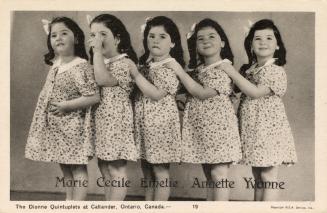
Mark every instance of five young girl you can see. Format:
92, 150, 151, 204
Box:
25, 14, 297, 201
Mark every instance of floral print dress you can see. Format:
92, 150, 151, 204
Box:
239, 58, 297, 166
181, 60, 242, 164
134, 58, 182, 164
94, 54, 138, 161
25, 57, 99, 164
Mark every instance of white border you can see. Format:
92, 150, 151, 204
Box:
1, 0, 327, 212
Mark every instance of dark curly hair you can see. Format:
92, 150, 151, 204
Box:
88, 14, 138, 65
240, 19, 286, 74
44, 16, 88, 65
139, 16, 185, 68
187, 18, 234, 69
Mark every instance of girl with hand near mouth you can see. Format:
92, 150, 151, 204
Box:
219, 19, 297, 201
88, 14, 139, 201
25, 17, 100, 201
131, 16, 184, 201
169, 18, 242, 201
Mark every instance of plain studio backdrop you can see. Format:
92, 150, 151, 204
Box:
10, 11, 314, 201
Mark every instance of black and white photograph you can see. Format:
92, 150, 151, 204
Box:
2, 0, 327, 212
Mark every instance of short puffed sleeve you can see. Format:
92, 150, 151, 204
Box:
109, 60, 134, 93
258, 65, 287, 97
152, 65, 179, 95
205, 67, 233, 95
73, 62, 99, 96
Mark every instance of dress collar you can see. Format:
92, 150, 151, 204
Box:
148, 57, 175, 69
199, 58, 232, 73
246, 58, 276, 75
52, 57, 87, 74
103, 53, 127, 65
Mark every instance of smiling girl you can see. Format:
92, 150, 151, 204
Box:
131, 16, 185, 201
25, 17, 100, 201
88, 14, 139, 201
168, 18, 242, 201
220, 19, 297, 201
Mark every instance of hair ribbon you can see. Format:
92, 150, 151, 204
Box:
41, 19, 51, 35
140, 17, 153, 33
186, 23, 196, 39
86, 14, 93, 25
243, 20, 254, 36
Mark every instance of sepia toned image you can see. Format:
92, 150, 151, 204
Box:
10, 11, 314, 203
2, 0, 327, 212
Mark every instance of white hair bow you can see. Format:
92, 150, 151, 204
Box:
243, 20, 254, 36
86, 14, 93, 25
41, 19, 51, 35
140, 17, 153, 33
186, 23, 196, 39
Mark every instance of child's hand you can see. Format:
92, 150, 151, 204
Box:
166, 60, 184, 76
88, 35, 104, 53
219, 62, 236, 76
49, 102, 70, 116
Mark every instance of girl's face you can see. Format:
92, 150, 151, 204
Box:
90, 23, 119, 58
196, 27, 224, 58
252, 29, 278, 61
50, 23, 75, 56
147, 26, 175, 59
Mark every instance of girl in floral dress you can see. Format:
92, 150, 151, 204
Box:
25, 17, 100, 200
131, 16, 184, 201
220, 19, 297, 201
170, 18, 242, 201
88, 14, 139, 201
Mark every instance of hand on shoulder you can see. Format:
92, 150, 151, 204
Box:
125, 58, 139, 78
165, 60, 184, 75
219, 61, 236, 75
